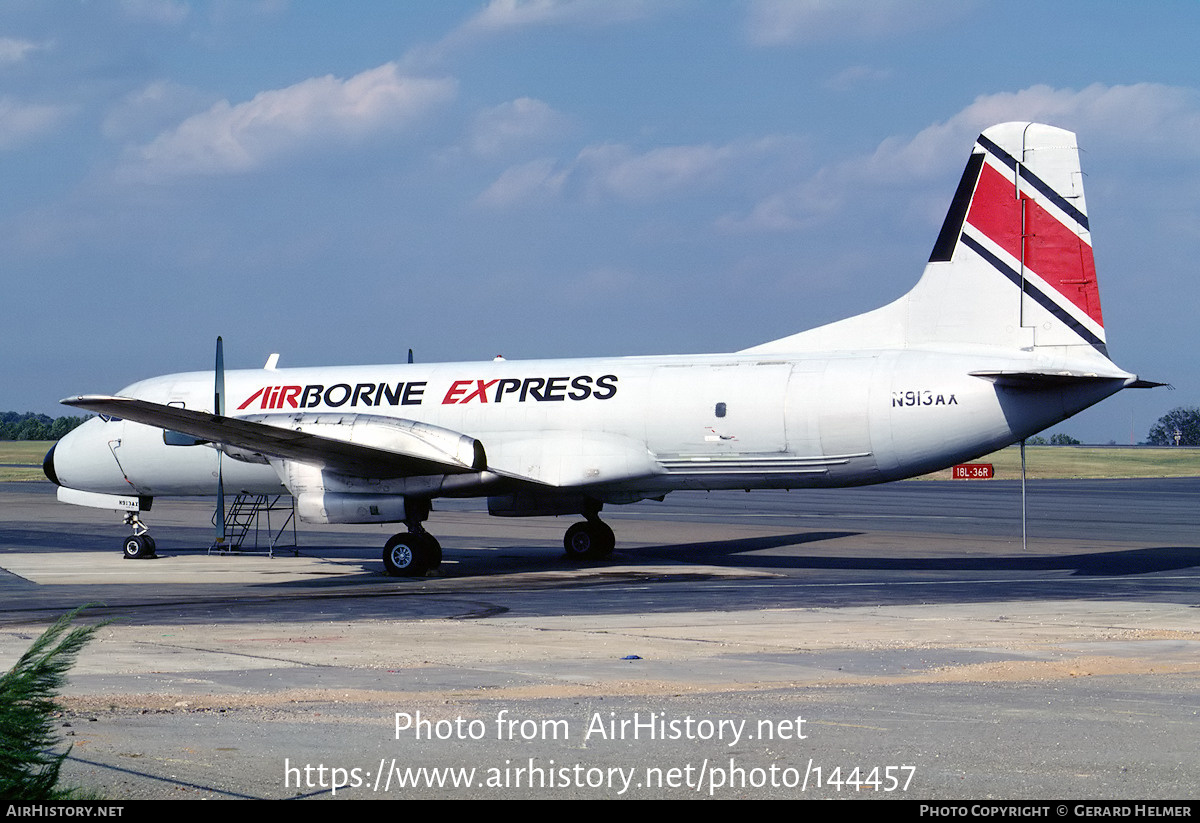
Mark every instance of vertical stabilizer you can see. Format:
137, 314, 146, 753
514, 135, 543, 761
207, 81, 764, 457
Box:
746, 122, 1108, 356
947, 122, 1104, 351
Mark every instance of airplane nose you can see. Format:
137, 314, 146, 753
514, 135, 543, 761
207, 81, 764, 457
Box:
43, 444, 60, 486
45, 416, 131, 493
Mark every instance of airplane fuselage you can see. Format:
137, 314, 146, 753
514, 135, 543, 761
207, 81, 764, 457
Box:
51, 346, 1123, 503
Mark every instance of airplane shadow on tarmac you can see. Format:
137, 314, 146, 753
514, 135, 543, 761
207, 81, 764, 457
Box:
7, 523, 1195, 598
261, 531, 1200, 585
129, 528, 1200, 582
632, 532, 1200, 576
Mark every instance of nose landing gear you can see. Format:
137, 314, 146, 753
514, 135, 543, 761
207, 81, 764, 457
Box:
122, 512, 157, 559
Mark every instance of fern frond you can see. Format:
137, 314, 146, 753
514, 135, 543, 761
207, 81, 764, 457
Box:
0, 606, 107, 800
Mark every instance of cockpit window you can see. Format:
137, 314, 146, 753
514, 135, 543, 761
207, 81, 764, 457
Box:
163, 403, 202, 446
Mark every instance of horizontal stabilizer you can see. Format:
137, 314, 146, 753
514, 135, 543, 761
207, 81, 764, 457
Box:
62, 395, 485, 479
968, 369, 1147, 389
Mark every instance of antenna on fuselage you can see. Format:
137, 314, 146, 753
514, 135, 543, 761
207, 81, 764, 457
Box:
1020, 438, 1027, 552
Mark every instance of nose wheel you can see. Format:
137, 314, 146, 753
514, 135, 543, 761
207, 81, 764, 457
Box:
121, 513, 157, 559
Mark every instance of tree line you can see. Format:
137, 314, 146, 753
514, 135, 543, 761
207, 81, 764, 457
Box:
1026, 433, 1082, 445
0, 412, 88, 441
1019, 409, 1200, 446
1146, 406, 1200, 446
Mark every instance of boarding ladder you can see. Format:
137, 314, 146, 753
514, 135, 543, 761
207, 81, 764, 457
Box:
209, 493, 298, 557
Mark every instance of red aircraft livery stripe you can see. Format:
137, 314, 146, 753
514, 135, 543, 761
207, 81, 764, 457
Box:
965, 160, 1103, 328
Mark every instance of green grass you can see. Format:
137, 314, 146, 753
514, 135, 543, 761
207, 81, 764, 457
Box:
5, 440, 1199, 483
0, 441, 52, 482
920, 445, 1200, 480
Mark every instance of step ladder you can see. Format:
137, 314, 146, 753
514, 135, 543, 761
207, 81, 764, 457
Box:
209, 493, 298, 557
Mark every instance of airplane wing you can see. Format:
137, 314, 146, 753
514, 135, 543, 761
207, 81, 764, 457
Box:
62, 395, 486, 479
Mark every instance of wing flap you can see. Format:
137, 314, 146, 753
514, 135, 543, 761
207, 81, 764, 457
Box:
484, 430, 660, 487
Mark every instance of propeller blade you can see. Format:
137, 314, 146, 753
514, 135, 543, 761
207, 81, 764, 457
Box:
214, 335, 226, 416
214, 465, 226, 543
213, 336, 227, 544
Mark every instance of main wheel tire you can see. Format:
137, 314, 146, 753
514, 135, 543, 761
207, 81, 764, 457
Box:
123, 534, 151, 560
382, 533, 429, 577
564, 521, 615, 560
418, 534, 443, 570
591, 521, 615, 558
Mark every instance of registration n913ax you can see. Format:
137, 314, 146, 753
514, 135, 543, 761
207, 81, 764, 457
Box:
44, 123, 1158, 575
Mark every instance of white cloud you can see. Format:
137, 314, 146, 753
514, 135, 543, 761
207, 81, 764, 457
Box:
475, 158, 567, 207
102, 80, 221, 141
478, 136, 798, 207
0, 97, 69, 150
0, 37, 46, 65
123, 63, 457, 180
727, 83, 1200, 232
462, 0, 655, 34
717, 173, 840, 233
467, 97, 571, 158
410, 0, 661, 65
860, 83, 1200, 186
580, 142, 741, 201
746, 0, 969, 45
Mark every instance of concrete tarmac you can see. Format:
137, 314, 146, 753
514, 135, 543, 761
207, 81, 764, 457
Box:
0, 479, 1197, 800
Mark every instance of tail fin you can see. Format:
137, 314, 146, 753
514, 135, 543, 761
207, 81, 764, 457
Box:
746, 122, 1108, 356
930, 121, 1104, 351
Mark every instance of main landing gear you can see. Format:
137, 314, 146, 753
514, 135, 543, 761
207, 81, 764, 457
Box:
380, 498, 619, 575
121, 512, 157, 560
381, 499, 441, 577
382, 528, 442, 577
563, 519, 615, 559
563, 502, 615, 560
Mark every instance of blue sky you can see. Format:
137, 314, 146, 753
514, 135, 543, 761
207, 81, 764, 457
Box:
3, 1, 1198, 443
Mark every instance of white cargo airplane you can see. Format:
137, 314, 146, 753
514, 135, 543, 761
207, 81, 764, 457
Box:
44, 123, 1158, 575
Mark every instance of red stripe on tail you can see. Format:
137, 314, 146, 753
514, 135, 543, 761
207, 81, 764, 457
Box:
966, 161, 1103, 328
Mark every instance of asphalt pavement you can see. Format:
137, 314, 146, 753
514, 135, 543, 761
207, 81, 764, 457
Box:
0, 479, 1196, 799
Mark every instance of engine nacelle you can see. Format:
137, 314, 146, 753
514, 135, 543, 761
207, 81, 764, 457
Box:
488, 489, 586, 518
295, 492, 409, 524
237, 412, 486, 474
